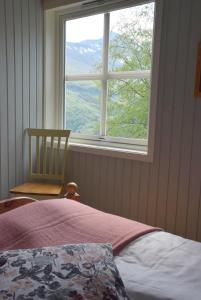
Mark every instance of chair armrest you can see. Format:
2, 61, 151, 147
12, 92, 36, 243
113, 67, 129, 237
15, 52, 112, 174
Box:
0, 197, 38, 215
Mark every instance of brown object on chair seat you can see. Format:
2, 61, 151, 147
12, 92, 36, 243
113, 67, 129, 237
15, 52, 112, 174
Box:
10, 183, 63, 196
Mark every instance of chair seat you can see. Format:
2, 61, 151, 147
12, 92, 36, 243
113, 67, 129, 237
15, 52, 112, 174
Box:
10, 182, 63, 196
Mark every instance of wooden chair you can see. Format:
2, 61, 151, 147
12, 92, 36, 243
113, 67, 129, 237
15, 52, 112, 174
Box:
10, 128, 71, 199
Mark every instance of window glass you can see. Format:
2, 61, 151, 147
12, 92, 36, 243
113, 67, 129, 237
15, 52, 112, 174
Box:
65, 14, 104, 75
64, 2, 155, 146
65, 81, 101, 135
109, 3, 155, 72
107, 78, 150, 139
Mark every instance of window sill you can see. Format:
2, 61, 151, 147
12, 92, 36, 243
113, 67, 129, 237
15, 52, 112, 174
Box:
68, 142, 152, 162
46, 137, 153, 162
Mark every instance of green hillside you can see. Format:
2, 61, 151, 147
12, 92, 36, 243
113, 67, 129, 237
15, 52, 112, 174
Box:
65, 81, 100, 135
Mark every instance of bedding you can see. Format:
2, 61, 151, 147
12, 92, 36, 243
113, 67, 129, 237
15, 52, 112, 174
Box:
0, 199, 159, 254
0, 243, 128, 300
0, 199, 201, 300
115, 231, 201, 300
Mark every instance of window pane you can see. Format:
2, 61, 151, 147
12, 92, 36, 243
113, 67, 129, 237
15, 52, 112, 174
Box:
106, 79, 150, 139
109, 3, 155, 72
65, 81, 101, 135
65, 14, 103, 75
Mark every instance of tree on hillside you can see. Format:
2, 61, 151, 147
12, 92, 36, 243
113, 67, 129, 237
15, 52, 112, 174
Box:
106, 3, 154, 139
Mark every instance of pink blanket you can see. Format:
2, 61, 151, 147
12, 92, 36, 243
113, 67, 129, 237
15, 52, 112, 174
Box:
0, 199, 159, 254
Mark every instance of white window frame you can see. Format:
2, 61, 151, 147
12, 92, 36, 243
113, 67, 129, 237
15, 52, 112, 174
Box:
44, 0, 163, 162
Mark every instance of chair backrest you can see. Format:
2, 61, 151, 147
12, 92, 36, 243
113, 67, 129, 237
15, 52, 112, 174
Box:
27, 128, 71, 183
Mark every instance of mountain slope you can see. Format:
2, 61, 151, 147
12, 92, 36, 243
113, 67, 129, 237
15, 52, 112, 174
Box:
66, 38, 102, 74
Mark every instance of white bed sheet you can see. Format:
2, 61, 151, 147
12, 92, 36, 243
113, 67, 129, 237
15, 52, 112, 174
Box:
115, 231, 201, 300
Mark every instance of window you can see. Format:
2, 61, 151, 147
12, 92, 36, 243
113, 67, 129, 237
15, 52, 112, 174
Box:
45, 0, 162, 161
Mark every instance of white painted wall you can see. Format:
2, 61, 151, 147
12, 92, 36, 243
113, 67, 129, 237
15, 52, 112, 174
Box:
0, 0, 43, 197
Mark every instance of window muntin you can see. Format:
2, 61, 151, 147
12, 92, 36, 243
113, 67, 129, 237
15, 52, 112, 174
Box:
64, 2, 155, 146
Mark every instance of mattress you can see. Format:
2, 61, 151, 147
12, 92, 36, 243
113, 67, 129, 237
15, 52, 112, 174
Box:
115, 231, 201, 300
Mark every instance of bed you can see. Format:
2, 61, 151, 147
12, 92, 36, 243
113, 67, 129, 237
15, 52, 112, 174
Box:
0, 197, 201, 300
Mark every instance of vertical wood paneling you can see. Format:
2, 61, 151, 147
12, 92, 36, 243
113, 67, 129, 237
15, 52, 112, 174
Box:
97, 156, 106, 209
0, 0, 43, 197
138, 163, 150, 224
0, 0, 9, 196
36, 0, 43, 128
78, 152, 87, 202
14, 0, 23, 185
177, 0, 201, 240
197, 189, 201, 241
175, 0, 198, 237
186, 102, 201, 240
121, 159, 132, 219
104, 156, 116, 213
113, 159, 124, 216
79, 152, 93, 206
88, 154, 99, 207
129, 161, 140, 221
166, 0, 192, 234
6, 0, 16, 189
22, 0, 30, 181
67, 0, 201, 243
183, 0, 201, 240
156, 0, 181, 229
66, 150, 76, 183
29, 0, 37, 129
146, 1, 167, 227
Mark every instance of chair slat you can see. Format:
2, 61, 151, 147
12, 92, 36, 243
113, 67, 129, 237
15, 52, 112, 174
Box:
29, 136, 32, 177
49, 136, 54, 175
43, 136, 47, 174
55, 137, 61, 175
36, 136, 40, 173
26, 128, 70, 183
62, 137, 68, 178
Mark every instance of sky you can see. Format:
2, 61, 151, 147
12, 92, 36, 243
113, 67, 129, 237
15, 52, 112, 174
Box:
66, 13, 104, 43
65, 3, 154, 43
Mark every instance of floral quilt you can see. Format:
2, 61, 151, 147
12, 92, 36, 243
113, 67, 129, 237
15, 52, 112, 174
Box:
0, 243, 128, 300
